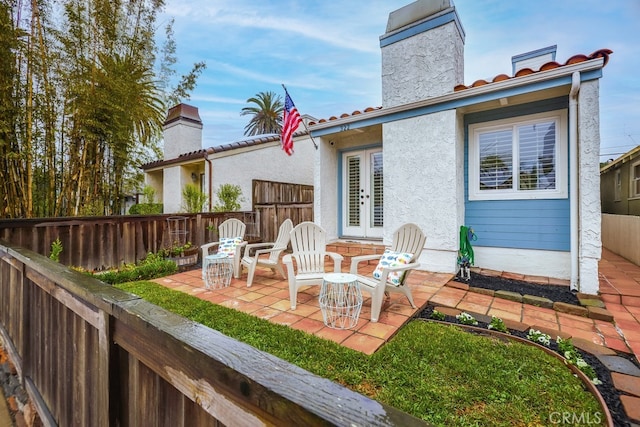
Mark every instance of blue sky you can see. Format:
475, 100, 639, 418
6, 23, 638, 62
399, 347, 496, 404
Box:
160, 0, 639, 162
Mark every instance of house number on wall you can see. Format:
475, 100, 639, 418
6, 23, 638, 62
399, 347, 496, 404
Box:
340, 124, 350, 132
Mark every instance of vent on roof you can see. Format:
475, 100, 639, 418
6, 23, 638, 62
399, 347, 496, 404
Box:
512, 45, 557, 75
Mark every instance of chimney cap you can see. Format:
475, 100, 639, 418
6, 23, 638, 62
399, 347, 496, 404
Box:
386, 0, 452, 33
164, 103, 202, 126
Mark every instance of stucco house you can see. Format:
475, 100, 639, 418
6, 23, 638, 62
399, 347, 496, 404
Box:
601, 145, 640, 216
142, 104, 315, 213
144, 0, 611, 295
301, 0, 609, 295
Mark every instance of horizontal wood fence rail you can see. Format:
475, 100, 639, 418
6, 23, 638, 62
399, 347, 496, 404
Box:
602, 213, 640, 266
0, 212, 259, 271
0, 242, 426, 426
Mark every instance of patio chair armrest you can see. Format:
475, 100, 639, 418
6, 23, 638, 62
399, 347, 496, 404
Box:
326, 251, 344, 273
200, 241, 220, 255
349, 254, 383, 274
253, 246, 283, 258
385, 261, 420, 272
378, 261, 421, 284
244, 242, 279, 258
282, 253, 296, 276
245, 242, 275, 252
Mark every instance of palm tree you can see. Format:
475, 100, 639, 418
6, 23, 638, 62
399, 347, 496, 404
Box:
240, 91, 283, 136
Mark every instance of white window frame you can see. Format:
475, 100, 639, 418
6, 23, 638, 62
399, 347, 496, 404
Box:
614, 169, 622, 202
469, 110, 568, 201
630, 160, 640, 199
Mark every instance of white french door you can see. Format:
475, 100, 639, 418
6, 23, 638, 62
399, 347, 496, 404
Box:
342, 149, 383, 238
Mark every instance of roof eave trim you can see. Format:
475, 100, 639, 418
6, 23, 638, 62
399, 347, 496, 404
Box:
600, 145, 640, 173
310, 57, 605, 136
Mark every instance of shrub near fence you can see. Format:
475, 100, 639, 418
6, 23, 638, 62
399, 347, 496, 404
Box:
0, 212, 258, 271
0, 241, 425, 426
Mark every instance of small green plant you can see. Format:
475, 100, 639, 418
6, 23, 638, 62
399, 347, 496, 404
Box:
213, 183, 244, 212
527, 329, 551, 347
456, 312, 478, 326
142, 185, 156, 204
49, 237, 63, 262
430, 310, 446, 321
557, 337, 601, 385
91, 252, 178, 285
159, 241, 196, 258
182, 184, 208, 213
488, 316, 509, 333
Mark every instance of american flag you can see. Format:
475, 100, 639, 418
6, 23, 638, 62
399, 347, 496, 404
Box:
281, 91, 301, 156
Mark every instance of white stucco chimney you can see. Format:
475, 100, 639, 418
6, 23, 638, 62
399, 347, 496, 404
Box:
162, 103, 203, 160
380, 0, 465, 108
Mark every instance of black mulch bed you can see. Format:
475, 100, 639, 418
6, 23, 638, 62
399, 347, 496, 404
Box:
457, 271, 580, 306
417, 304, 636, 427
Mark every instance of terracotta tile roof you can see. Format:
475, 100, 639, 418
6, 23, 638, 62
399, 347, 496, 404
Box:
141, 149, 209, 170
308, 107, 382, 126
148, 49, 613, 166
306, 49, 612, 126
454, 49, 613, 92
141, 132, 310, 169
209, 134, 281, 153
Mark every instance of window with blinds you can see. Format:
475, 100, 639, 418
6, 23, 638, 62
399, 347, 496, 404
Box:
632, 162, 640, 198
614, 170, 622, 201
469, 110, 567, 201
479, 129, 513, 190
519, 121, 555, 190
346, 156, 360, 227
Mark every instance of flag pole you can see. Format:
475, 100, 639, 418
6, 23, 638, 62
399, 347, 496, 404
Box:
282, 84, 318, 150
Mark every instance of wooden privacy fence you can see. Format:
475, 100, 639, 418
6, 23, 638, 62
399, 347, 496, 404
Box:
602, 213, 640, 266
253, 180, 313, 242
0, 241, 425, 426
0, 212, 259, 271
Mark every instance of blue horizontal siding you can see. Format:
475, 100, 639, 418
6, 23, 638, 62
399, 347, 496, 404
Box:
466, 199, 570, 250
464, 97, 570, 252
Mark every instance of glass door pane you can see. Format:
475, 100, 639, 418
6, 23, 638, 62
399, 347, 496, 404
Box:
346, 155, 361, 227
370, 151, 383, 229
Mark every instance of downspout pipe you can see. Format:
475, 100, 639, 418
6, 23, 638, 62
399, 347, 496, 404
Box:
569, 72, 580, 291
204, 150, 214, 212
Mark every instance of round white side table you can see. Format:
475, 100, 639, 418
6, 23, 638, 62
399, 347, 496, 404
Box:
319, 273, 363, 329
203, 253, 233, 289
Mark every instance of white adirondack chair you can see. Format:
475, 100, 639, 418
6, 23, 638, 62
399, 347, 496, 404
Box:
201, 218, 247, 279
240, 219, 293, 287
350, 223, 426, 322
282, 222, 343, 310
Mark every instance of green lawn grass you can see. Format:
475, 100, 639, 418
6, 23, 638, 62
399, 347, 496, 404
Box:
116, 281, 604, 426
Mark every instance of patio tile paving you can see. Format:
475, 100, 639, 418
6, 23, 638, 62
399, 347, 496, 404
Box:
152, 245, 640, 424
487, 308, 522, 322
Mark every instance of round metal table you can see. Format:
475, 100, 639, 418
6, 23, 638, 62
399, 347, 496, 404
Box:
319, 273, 363, 329
203, 253, 233, 289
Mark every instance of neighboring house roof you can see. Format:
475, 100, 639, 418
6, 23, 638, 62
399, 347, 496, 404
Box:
210, 133, 286, 153
306, 49, 612, 127
142, 149, 208, 170
600, 144, 640, 173
141, 131, 308, 170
